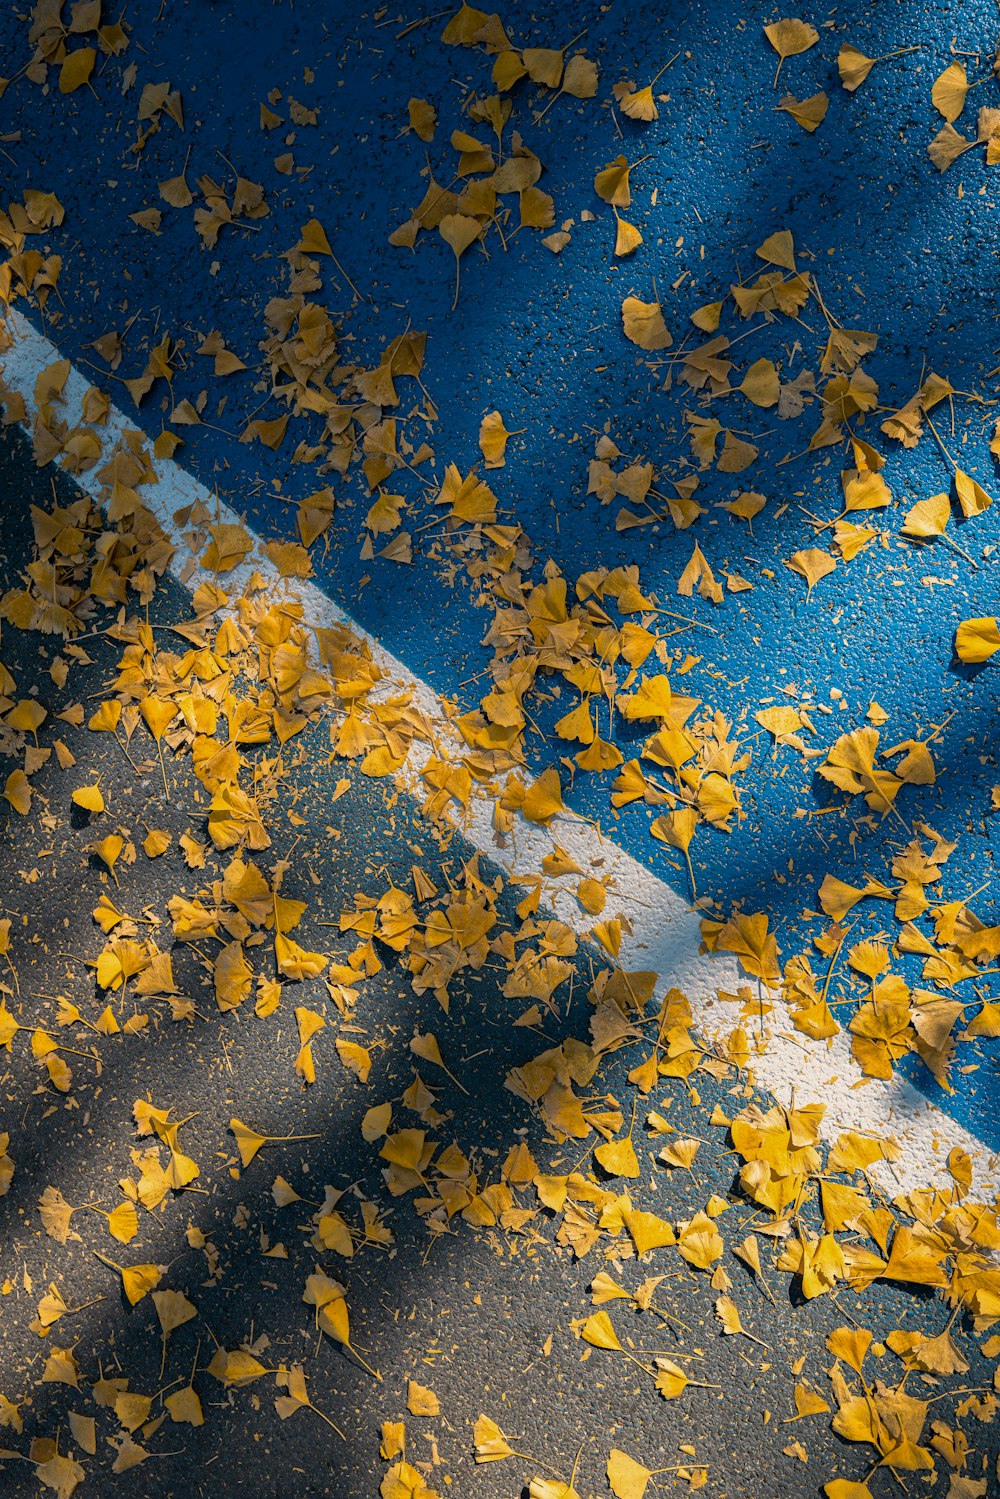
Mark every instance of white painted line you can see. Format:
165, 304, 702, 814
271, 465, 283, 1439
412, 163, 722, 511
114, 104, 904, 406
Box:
2, 306, 996, 1198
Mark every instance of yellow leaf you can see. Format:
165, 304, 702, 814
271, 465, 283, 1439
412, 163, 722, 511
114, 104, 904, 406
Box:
580, 1310, 622, 1350
165, 1385, 204, 1425
563, 54, 598, 99
785, 548, 836, 595
90, 834, 124, 877
230, 1118, 268, 1166
902, 493, 950, 538
107, 1200, 138, 1245
275, 932, 327, 981
791, 1381, 832, 1417
608, 1448, 652, 1499
594, 1135, 640, 1179
297, 217, 333, 256
618, 83, 658, 121
764, 18, 819, 77
407, 97, 437, 142
654, 1357, 690, 1399
406, 1379, 439, 1416
152, 1288, 197, 1337
3, 770, 31, 816
739, 357, 779, 406
478, 410, 511, 468
595, 155, 631, 207
931, 60, 968, 122
623, 1207, 676, 1256
622, 297, 671, 351
928, 122, 974, 172
521, 766, 564, 825
715, 1294, 746, 1335
71, 784, 104, 814
120, 1262, 162, 1306
207, 1347, 268, 1387
837, 43, 876, 92
659, 1136, 700, 1170
778, 91, 829, 132
336, 1038, 372, 1083
139, 698, 178, 745
826, 1325, 872, 1374
361, 1102, 392, 1140
89, 700, 122, 733
756, 229, 796, 270
956, 616, 1000, 664
473, 1413, 515, 1462
882, 1225, 948, 1287
954, 467, 993, 518
439, 214, 482, 308
59, 47, 95, 93
614, 215, 643, 257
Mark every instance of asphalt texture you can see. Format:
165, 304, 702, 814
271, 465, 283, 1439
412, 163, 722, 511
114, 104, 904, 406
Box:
0, 419, 997, 1497
0, 0, 998, 1149
1, 2, 1000, 1496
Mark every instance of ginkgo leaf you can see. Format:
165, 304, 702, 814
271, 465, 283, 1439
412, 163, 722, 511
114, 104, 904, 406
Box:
928, 122, 974, 171
739, 357, 780, 406
439, 214, 482, 309
71, 784, 105, 814
165, 1385, 204, 1426
621, 296, 672, 350
756, 229, 796, 270
562, 54, 599, 99
837, 43, 876, 92
595, 155, 632, 207
3, 770, 32, 816
618, 84, 658, 121
954, 467, 993, 518
580, 1310, 622, 1350
955, 616, 1000, 664
785, 548, 836, 595
207, 1347, 269, 1387
229, 1118, 319, 1167
614, 214, 643, 257
478, 410, 512, 467
715, 1294, 746, 1335
594, 1134, 640, 1178
931, 61, 968, 122
790, 1380, 832, 1417
902, 493, 950, 538
107, 1200, 139, 1245
659, 1136, 700, 1170
654, 1357, 690, 1398
60, 48, 96, 93
522, 46, 563, 88
473, 1413, 515, 1462
95, 1253, 161, 1306
827, 1325, 873, 1373
297, 217, 333, 256
90, 834, 125, 881
407, 97, 437, 141
778, 91, 828, 132
152, 1288, 197, 1338
608, 1448, 652, 1499
764, 18, 820, 81
407, 1379, 440, 1416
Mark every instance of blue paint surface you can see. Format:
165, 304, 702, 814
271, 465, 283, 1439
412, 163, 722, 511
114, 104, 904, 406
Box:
2, 0, 1000, 1151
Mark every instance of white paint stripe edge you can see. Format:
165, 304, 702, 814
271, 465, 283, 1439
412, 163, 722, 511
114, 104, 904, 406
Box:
2, 306, 996, 1201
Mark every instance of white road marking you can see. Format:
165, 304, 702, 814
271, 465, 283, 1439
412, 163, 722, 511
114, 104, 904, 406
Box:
2, 306, 996, 1198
